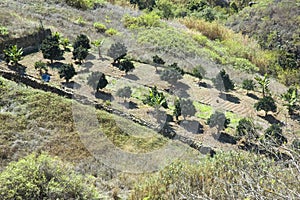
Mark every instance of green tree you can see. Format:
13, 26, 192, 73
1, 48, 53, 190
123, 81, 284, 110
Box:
73, 45, 88, 64
59, 63, 77, 82
87, 71, 108, 92
118, 58, 135, 74
254, 96, 277, 116
281, 87, 298, 115
41, 34, 63, 64
152, 54, 165, 72
236, 118, 258, 141
173, 98, 181, 121
143, 86, 168, 109
168, 63, 184, 75
214, 69, 234, 92
180, 98, 196, 119
192, 67, 203, 82
34, 61, 47, 75
263, 124, 287, 147
255, 74, 270, 97
207, 111, 230, 132
3, 45, 23, 66
242, 79, 255, 94
0, 153, 100, 199
73, 34, 91, 50
116, 86, 132, 102
107, 42, 127, 65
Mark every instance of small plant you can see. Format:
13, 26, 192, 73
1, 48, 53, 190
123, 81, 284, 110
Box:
34, 61, 47, 75
118, 58, 135, 74
0, 26, 9, 36
41, 34, 63, 64
92, 39, 104, 59
263, 124, 287, 147
143, 86, 168, 109
73, 45, 88, 64
255, 74, 270, 97
59, 63, 77, 83
105, 28, 118, 36
236, 118, 258, 141
3, 45, 23, 66
173, 98, 181, 121
93, 22, 107, 32
73, 34, 91, 50
281, 87, 298, 115
123, 12, 162, 29
75, 16, 86, 26
242, 79, 255, 94
254, 96, 277, 117
168, 63, 184, 75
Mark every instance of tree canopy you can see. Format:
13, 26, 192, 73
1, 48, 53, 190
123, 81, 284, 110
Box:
59, 63, 76, 82
87, 71, 108, 92
41, 34, 63, 64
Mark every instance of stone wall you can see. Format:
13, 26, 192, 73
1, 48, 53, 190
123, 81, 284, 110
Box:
0, 29, 51, 57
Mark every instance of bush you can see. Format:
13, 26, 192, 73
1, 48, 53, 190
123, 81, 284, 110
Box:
236, 118, 258, 141
0, 26, 8, 36
0, 153, 100, 199
152, 55, 165, 65
41, 34, 63, 64
242, 79, 255, 94
143, 86, 168, 109
59, 63, 77, 82
3, 45, 23, 66
118, 58, 135, 74
73, 34, 91, 50
105, 28, 118, 36
254, 96, 277, 116
263, 124, 287, 147
123, 12, 163, 29
65, 0, 105, 10
93, 22, 107, 32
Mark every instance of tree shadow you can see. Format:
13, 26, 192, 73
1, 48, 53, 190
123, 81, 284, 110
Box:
62, 81, 81, 89
219, 93, 240, 104
247, 93, 259, 100
120, 101, 138, 109
180, 120, 203, 134
49, 62, 64, 69
86, 53, 96, 60
198, 82, 213, 88
124, 74, 139, 81
8, 64, 26, 75
77, 62, 94, 74
174, 82, 190, 98
213, 132, 236, 144
95, 91, 113, 101
259, 114, 283, 125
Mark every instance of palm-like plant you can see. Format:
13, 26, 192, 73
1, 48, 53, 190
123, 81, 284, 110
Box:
255, 74, 270, 97
281, 87, 298, 115
3, 45, 23, 66
143, 86, 168, 109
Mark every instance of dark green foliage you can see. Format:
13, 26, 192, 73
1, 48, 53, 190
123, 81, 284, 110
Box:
180, 98, 196, 119
73, 45, 88, 64
0, 153, 100, 199
254, 96, 277, 116
207, 110, 230, 132
129, 0, 156, 10
41, 34, 63, 64
173, 98, 181, 121
87, 71, 108, 92
59, 63, 76, 82
168, 63, 184, 75
73, 34, 91, 50
281, 87, 298, 115
255, 74, 270, 97
152, 55, 165, 65
155, 0, 175, 19
143, 86, 168, 109
118, 58, 135, 74
236, 118, 258, 141
242, 79, 255, 94
263, 124, 287, 147
214, 69, 234, 92
160, 69, 183, 86
192, 66, 205, 81
3, 45, 23, 66
116, 86, 132, 101
34, 61, 47, 75
107, 42, 127, 64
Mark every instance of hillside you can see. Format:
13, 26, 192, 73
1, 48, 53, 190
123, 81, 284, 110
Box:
0, 0, 299, 199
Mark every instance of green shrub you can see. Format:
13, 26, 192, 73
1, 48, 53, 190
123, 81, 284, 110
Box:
93, 22, 107, 32
105, 28, 118, 36
131, 151, 300, 199
0, 153, 100, 199
65, 0, 105, 10
123, 12, 163, 29
0, 26, 8, 36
